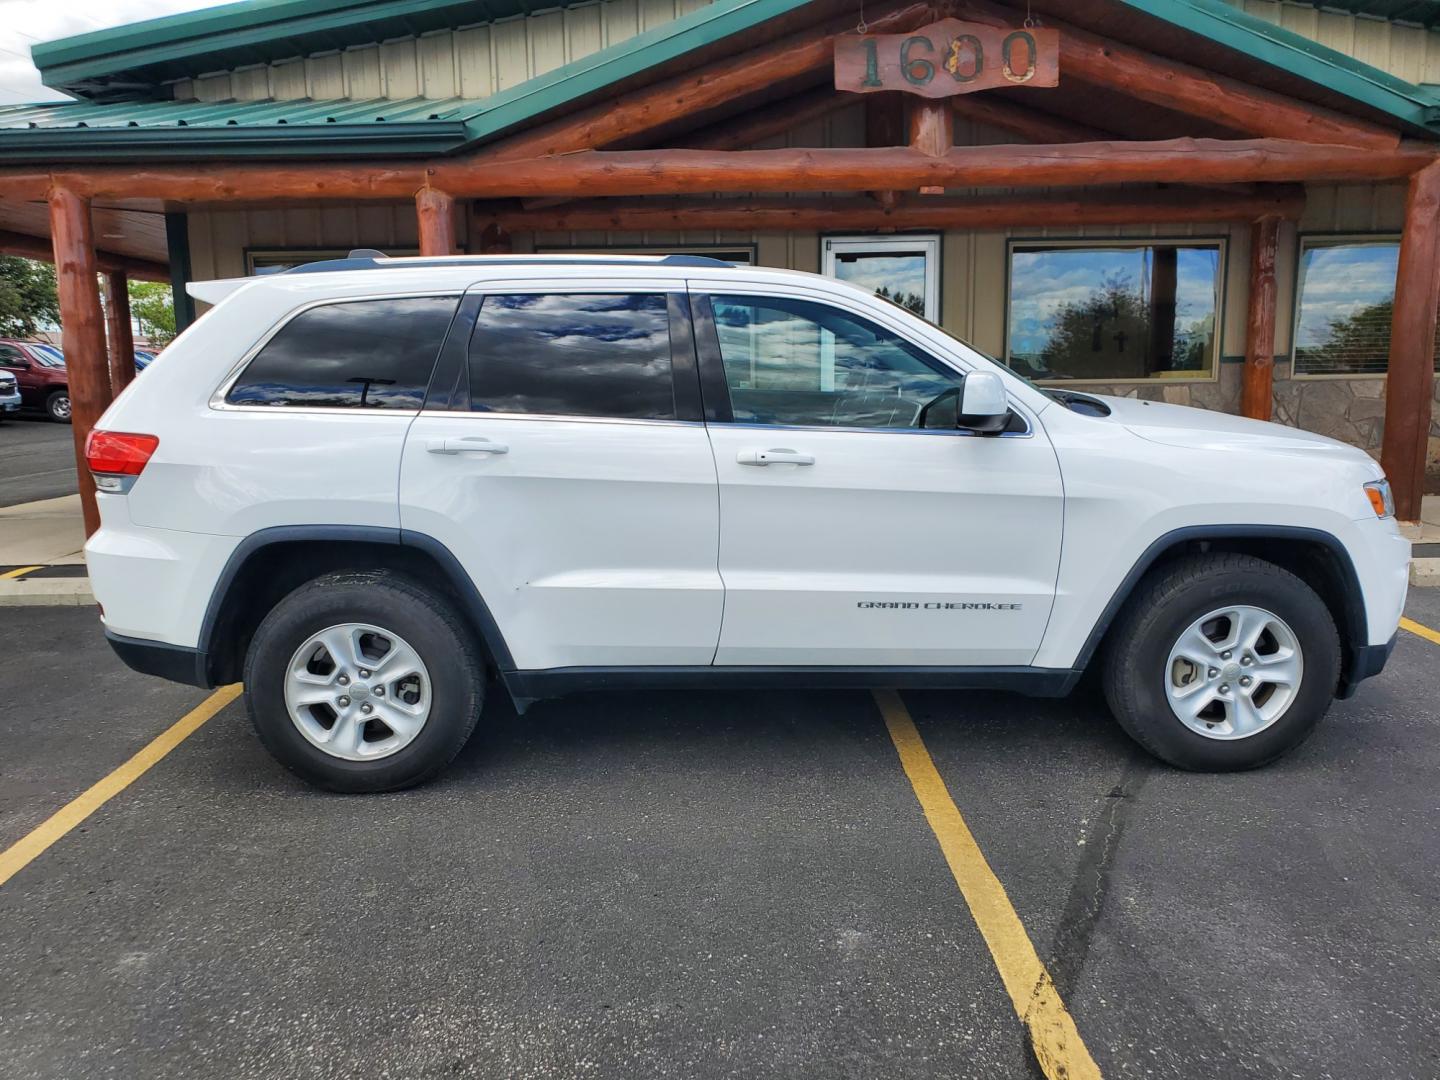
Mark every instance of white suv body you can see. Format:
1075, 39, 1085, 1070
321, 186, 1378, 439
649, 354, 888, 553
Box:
84, 255, 1410, 790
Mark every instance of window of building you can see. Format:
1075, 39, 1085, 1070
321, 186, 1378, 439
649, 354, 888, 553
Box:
708, 294, 961, 430
822, 235, 940, 321
1292, 236, 1440, 377
467, 293, 676, 419
1006, 240, 1223, 382
225, 296, 458, 409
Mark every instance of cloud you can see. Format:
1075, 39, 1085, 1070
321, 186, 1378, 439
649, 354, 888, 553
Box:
0, 1, 226, 104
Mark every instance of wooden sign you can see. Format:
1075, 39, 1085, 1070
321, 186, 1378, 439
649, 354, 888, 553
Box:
834, 18, 1059, 97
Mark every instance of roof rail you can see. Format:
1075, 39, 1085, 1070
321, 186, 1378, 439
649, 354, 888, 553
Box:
282, 252, 734, 275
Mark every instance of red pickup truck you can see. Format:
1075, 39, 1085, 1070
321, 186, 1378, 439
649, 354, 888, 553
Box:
0, 339, 70, 421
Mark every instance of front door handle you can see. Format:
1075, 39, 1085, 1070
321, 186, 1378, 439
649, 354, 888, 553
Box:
427, 436, 509, 455
737, 448, 815, 466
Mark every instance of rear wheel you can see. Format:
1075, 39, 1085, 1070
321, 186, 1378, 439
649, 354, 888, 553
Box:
1102, 553, 1340, 771
243, 570, 485, 792
45, 390, 71, 423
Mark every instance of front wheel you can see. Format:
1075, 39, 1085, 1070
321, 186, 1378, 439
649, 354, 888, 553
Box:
243, 570, 486, 792
1102, 553, 1340, 771
46, 390, 71, 423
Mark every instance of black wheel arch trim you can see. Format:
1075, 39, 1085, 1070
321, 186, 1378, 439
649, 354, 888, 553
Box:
195, 524, 517, 686
1071, 523, 1375, 691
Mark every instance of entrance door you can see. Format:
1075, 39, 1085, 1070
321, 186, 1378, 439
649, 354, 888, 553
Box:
400, 285, 723, 671
693, 287, 1063, 668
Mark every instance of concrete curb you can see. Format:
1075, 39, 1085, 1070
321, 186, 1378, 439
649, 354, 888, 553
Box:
0, 578, 95, 606
1413, 559, 1440, 588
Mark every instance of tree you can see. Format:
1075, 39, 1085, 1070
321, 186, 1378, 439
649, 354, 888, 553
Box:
1296, 298, 1397, 376
128, 281, 176, 347
0, 256, 59, 337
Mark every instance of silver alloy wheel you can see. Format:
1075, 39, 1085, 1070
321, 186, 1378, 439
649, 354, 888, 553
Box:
51, 394, 70, 420
1164, 605, 1304, 741
283, 622, 432, 761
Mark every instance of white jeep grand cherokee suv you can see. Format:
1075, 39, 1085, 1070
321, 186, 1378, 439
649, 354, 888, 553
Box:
83, 254, 1410, 791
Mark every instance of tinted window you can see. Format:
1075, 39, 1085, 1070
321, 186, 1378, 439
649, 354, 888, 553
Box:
468, 293, 675, 419
709, 295, 960, 429
0, 345, 24, 365
226, 296, 458, 409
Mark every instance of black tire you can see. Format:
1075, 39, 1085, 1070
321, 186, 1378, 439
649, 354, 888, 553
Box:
45, 390, 71, 423
243, 570, 485, 792
1101, 553, 1340, 771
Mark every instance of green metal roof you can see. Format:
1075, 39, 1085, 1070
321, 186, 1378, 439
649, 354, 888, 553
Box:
0, 95, 481, 160
11, 0, 1440, 165
1122, 0, 1440, 132
33, 0, 578, 97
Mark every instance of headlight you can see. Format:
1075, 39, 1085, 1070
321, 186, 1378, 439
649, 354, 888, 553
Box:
1364, 478, 1394, 519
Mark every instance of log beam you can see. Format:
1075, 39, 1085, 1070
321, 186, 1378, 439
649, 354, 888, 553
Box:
683, 88, 856, 150
950, 96, 1111, 144
865, 92, 906, 205
1380, 160, 1440, 521
478, 186, 1307, 232
0, 227, 168, 282
962, 0, 1397, 150
103, 271, 136, 399
47, 187, 113, 538
488, 1, 932, 159
0, 140, 1429, 205
1241, 215, 1282, 421
415, 187, 455, 256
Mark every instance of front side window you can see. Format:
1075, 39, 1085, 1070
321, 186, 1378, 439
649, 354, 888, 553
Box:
1292, 237, 1440, 377
467, 293, 675, 420
0, 344, 24, 365
709, 294, 961, 430
226, 296, 457, 409
1007, 242, 1222, 382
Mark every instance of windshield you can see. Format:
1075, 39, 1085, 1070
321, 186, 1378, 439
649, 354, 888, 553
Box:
891, 301, 1060, 404
30, 345, 64, 367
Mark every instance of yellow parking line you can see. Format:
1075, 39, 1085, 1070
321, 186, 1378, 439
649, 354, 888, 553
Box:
1400, 617, 1440, 647
0, 565, 44, 580
875, 689, 1102, 1080
0, 684, 242, 889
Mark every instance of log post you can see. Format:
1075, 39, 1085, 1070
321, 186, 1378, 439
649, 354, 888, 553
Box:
1380, 161, 1440, 521
866, 93, 905, 206
1241, 215, 1281, 420
48, 186, 113, 537
478, 223, 512, 255
104, 271, 136, 398
415, 187, 456, 256
909, 101, 953, 195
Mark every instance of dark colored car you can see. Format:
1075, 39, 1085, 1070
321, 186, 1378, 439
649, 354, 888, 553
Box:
0, 339, 70, 421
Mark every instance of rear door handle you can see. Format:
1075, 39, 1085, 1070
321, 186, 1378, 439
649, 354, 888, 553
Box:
427, 436, 509, 455
737, 448, 815, 466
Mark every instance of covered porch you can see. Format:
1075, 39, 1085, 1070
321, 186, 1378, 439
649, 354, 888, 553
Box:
2, 0, 1438, 532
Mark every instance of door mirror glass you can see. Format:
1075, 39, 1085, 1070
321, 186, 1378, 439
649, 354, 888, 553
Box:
958, 370, 1010, 434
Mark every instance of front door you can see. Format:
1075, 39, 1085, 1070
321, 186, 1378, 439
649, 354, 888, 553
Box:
400, 285, 722, 671
693, 287, 1063, 668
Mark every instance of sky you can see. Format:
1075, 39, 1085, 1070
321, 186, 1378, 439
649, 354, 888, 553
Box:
0, 0, 227, 104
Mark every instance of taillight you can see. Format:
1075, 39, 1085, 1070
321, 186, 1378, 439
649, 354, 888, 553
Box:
85, 430, 158, 492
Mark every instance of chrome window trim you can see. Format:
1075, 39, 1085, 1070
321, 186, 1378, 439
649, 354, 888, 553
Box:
719, 418, 1034, 439
417, 409, 704, 428
209, 290, 465, 412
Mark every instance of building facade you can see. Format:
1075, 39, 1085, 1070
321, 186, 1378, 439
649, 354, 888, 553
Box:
1, 0, 1437, 531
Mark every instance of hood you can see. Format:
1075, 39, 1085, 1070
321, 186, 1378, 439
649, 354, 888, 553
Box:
1095, 394, 1371, 461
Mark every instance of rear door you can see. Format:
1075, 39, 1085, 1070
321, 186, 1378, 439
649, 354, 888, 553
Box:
400, 282, 722, 671
692, 284, 1064, 668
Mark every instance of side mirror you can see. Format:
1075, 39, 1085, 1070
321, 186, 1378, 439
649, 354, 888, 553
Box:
958, 370, 1010, 435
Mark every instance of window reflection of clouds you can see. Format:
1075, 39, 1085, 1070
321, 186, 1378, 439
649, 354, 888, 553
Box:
712, 296, 959, 430
226, 296, 457, 409
468, 294, 675, 419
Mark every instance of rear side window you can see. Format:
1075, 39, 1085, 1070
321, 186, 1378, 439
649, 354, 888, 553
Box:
226, 296, 458, 410
467, 293, 675, 419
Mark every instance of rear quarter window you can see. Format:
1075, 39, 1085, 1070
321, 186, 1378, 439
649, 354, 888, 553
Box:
226, 296, 459, 409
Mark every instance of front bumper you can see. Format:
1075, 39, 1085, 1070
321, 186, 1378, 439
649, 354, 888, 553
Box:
1337, 631, 1397, 700
0, 390, 20, 412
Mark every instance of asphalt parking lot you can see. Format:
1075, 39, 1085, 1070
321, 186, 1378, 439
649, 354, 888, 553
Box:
2, 594, 1438, 1080
0, 417, 77, 507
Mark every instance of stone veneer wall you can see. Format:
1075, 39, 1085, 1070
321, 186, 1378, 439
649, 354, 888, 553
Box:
1056, 363, 1440, 491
